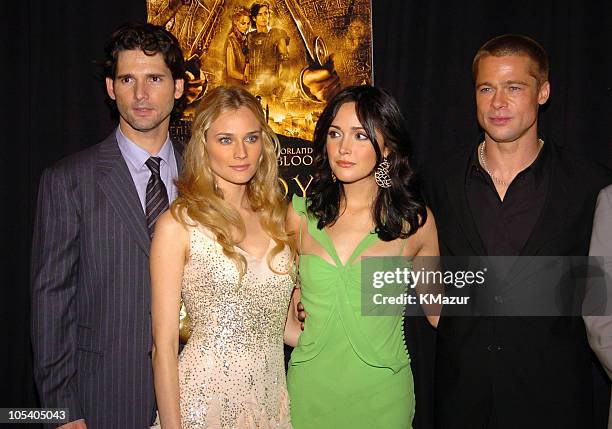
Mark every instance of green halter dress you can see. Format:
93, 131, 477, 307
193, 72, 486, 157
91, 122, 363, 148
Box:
287, 196, 414, 429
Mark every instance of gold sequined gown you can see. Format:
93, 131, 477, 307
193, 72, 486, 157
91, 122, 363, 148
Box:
178, 224, 294, 429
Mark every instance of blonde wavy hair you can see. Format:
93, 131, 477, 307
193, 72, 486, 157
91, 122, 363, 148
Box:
171, 85, 292, 278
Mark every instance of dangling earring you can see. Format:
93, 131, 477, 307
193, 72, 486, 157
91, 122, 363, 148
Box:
374, 157, 392, 188
331, 171, 337, 182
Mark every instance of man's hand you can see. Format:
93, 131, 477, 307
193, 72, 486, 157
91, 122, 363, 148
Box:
300, 57, 341, 103
297, 301, 306, 330
184, 72, 206, 105
58, 420, 87, 429
183, 55, 207, 107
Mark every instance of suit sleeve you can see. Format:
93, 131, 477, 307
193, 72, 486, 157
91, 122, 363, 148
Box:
584, 186, 612, 379
30, 166, 84, 422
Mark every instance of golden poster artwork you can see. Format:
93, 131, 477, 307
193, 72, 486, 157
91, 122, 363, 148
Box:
147, 0, 373, 141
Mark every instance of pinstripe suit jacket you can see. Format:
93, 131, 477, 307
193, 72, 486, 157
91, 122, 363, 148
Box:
31, 133, 182, 428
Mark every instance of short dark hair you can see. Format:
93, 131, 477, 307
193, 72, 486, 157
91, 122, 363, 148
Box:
250, 2, 270, 25
306, 85, 427, 241
104, 22, 187, 115
472, 34, 549, 86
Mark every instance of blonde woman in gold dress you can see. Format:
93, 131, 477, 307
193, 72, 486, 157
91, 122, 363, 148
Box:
150, 86, 297, 428
224, 6, 251, 86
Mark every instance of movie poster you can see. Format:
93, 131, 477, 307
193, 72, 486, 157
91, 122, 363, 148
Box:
147, 0, 373, 196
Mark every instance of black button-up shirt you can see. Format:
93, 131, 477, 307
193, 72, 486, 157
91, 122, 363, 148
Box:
466, 141, 550, 256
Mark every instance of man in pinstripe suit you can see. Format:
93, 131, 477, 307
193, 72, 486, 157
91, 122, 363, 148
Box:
31, 23, 185, 428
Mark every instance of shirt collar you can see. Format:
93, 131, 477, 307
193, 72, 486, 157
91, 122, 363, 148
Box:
466, 135, 550, 188
466, 140, 482, 186
530, 137, 550, 188
115, 126, 173, 170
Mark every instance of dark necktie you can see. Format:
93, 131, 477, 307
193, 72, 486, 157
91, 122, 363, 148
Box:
145, 156, 169, 237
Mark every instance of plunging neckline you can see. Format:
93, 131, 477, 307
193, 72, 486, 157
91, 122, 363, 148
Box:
234, 238, 272, 262
195, 225, 273, 262
309, 226, 379, 268
291, 194, 379, 268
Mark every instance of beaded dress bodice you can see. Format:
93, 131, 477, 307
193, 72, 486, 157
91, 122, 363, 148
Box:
178, 224, 294, 429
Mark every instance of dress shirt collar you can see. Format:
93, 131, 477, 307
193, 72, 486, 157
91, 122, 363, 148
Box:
115, 126, 173, 170
466, 134, 550, 188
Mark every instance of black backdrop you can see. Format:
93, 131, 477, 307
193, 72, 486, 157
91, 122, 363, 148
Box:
2, 0, 611, 427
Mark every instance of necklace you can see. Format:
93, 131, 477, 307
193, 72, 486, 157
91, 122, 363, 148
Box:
479, 139, 544, 187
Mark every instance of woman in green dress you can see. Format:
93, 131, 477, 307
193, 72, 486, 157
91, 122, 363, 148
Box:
284, 85, 439, 429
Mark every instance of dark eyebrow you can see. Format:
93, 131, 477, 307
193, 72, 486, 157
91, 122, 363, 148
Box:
115, 72, 168, 80
329, 124, 366, 131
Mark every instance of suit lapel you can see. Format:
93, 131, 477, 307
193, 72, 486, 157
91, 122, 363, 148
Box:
520, 145, 571, 256
444, 149, 487, 255
97, 134, 151, 256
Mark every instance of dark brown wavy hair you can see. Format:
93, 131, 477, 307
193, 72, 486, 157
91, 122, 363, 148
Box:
306, 85, 427, 241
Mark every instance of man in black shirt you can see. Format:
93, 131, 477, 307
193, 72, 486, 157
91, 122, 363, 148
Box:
466, 138, 549, 256
424, 34, 611, 429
